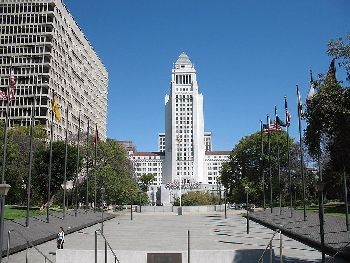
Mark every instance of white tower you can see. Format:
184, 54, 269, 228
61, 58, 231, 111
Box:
163, 53, 206, 185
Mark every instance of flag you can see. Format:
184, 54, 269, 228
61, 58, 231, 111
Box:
275, 106, 287, 128
52, 94, 62, 122
307, 70, 315, 102
284, 96, 291, 126
263, 120, 281, 133
326, 59, 336, 81
9, 69, 16, 100
276, 116, 286, 127
262, 123, 269, 132
269, 120, 282, 132
296, 85, 304, 118
93, 124, 99, 144
0, 89, 6, 100
0, 69, 16, 100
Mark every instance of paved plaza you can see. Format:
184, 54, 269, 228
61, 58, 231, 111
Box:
6, 209, 347, 263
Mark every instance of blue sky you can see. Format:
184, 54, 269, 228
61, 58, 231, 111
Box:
64, 0, 349, 151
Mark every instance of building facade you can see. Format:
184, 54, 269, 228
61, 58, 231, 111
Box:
130, 152, 164, 186
0, 0, 108, 140
162, 53, 206, 185
128, 53, 230, 204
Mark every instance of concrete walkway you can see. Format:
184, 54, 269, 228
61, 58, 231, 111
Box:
7, 209, 346, 263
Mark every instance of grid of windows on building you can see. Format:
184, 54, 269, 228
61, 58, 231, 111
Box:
158, 133, 165, 152
205, 152, 230, 185
130, 152, 164, 186
0, 0, 108, 140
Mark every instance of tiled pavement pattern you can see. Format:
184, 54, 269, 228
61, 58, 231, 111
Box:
7, 210, 346, 262
249, 207, 350, 261
2, 209, 114, 257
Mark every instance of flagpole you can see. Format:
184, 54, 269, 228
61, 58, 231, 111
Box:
343, 165, 349, 231
75, 111, 81, 217
275, 106, 282, 215
267, 114, 273, 213
26, 36, 39, 227
285, 96, 293, 218
63, 107, 68, 219
94, 123, 97, 212
26, 83, 36, 227
47, 90, 55, 223
85, 118, 90, 211
297, 85, 306, 221
2, 59, 12, 183
0, 57, 13, 262
260, 120, 266, 210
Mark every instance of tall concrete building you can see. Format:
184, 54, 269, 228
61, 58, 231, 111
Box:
129, 53, 230, 204
0, 0, 108, 140
163, 52, 206, 184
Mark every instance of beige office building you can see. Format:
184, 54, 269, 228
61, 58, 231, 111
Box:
0, 0, 108, 140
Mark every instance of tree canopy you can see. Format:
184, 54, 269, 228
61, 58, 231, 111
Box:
304, 34, 350, 200
220, 130, 314, 206
84, 139, 139, 206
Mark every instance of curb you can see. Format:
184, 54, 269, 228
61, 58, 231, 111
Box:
2, 212, 116, 256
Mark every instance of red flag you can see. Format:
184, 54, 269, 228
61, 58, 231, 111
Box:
0, 69, 15, 100
9, 69, 15, 100
93, 124, 99, 144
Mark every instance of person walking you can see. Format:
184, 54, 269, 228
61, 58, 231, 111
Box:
57, 227, 65, 249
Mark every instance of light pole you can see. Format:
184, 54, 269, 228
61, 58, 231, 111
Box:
101, 187, 105, 234
0, 183, 11, 263
317, 182, 325, 263
139, 191, 142, 213
245, 186, 249, 234
176, 135, 182, 214
224, 189, 227, 219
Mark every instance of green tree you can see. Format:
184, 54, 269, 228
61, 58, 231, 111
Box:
174, 191, 219, 206
304, 58, 350, 200
0, 125, 46, 205
221, 130, 309, 206
327, 33, 350, 81
87, 139, 138, 206
139, 173, 155, 192
32, 141, 79, 206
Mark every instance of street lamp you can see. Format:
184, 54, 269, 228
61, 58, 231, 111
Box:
139, 191, 142, 213
245, 186, 249, 234
0, 183, 11, 263
176, 136, 182, 208
101, 187, 105, 234
317, 181, 325, 263
224, 189, 227, 219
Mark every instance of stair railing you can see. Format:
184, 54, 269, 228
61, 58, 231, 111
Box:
325, 240, 350, 263
258, 228, 283, 263
6, 229, 54, 263
94, 229, 120, 263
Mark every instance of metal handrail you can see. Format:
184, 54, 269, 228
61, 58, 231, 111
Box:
325, 240, 350, 263
95, 229, 120, 263
6, 229, 54, 263
258, 228, 281, 263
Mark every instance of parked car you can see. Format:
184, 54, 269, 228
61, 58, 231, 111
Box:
229, 203, 236, 209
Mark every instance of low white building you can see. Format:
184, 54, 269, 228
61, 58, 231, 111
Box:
129, 152, 164, 186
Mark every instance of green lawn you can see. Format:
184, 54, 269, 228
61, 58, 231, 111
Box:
4, 206, 46, 220
298, 203, 348, 218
